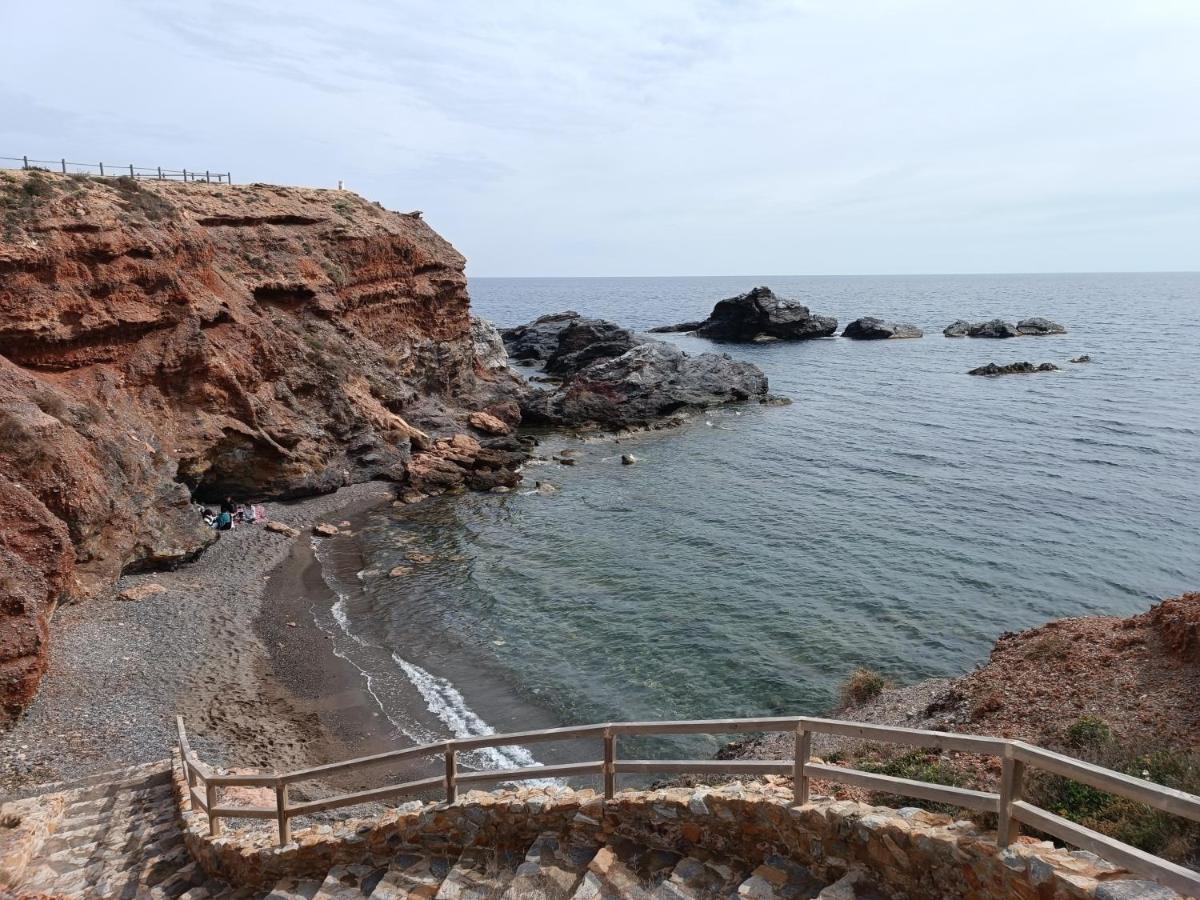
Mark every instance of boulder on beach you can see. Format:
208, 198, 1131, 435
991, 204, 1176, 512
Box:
842, 317, 923, 340
264, 521, 300, 538
1017, 317, 1067, 335
116, 583, 166, 602
312, 523, 339, 537
968, 362, 1060, 376
467, 411, 510, 436
522, 341, 769, 429
655, 286, 836, 342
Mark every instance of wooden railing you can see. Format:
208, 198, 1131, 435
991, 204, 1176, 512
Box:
3, 155, 231, 183
175, 716, 1200, 896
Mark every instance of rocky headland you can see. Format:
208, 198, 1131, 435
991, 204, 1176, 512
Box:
0, 171, 777, 721
652, 285, 837, 342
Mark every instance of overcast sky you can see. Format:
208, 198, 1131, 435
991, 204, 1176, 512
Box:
2, 1, 1198, 276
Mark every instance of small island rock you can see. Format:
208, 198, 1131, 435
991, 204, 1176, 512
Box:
842, 317, 923, 340
968, 361, 1060, 376
1070, 355, 1092, 364
1017, 317, 1067, 335
657, 286, 836, 342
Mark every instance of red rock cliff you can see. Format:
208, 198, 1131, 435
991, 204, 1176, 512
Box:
0, 170, 522, 718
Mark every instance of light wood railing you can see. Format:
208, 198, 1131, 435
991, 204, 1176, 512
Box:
174, 716, 1200, 896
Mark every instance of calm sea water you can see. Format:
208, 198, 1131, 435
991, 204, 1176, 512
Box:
313, 273, 1200, 764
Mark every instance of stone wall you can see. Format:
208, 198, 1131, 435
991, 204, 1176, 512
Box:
172, 764, 1182, 898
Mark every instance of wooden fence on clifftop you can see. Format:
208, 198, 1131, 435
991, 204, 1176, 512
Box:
2, 155, 231, 183
176, 715, 1200, 896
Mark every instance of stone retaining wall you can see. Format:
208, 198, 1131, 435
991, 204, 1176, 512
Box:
173, 763, 1182, 898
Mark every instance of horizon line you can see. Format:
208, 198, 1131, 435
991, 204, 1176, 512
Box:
468, 269, 1200, 280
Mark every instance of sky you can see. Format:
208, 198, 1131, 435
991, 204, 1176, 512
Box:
2, 1, 1198, 276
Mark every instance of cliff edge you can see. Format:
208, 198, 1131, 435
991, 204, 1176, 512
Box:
0, 170, 523, 717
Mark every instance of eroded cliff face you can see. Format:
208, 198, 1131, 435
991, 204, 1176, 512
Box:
0, 170, 523, 718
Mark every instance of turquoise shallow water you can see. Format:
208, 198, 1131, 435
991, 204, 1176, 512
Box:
315, 273, 1200, 764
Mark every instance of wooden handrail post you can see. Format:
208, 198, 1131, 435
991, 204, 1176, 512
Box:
998, 749, 1025, 847
275, 781, 291, 846
793, 725, 812, 805
205, 782, 221, 836
603, 730, 616, 800
445, 748, 457, 803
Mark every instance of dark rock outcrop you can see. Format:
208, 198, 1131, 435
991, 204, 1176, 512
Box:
1070, 355, 1092, 364
967, 362, 1059, 376
646, 321, 704, 334
499, 311, 582, 363
842, 318, 923, 340
1017, 317, 1067, 335
945, 318, 1065, 338
523, 341, 769, 429
544, 318, 640, 377
671, 286, 836, 342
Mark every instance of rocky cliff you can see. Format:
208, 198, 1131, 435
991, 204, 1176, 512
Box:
0, 170, 524, 718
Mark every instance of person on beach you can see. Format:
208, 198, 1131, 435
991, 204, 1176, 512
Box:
221, 496, 236, 515
217, 509, 233, 530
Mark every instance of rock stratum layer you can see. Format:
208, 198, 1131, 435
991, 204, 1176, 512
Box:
0, 170, 525, 718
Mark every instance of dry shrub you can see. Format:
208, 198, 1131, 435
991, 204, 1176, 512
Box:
839, 667, 890, 707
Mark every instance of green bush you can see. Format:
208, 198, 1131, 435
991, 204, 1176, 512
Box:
858, 750, 966, 814
1066, 715, 1113, 749
1026, 739, 1200, 867
839, 667, 890, 707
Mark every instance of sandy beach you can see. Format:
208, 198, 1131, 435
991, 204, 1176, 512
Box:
0, 481, 396, 798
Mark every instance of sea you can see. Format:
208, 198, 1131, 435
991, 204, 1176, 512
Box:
308, 272, 1200, 770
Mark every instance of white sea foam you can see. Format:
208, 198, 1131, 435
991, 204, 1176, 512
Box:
392, 653, 553, 781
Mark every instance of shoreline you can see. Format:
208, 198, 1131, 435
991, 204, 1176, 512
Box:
0, 481, 395, 797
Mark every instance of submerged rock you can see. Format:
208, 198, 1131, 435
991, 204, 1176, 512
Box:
968, 362, 1059, 376
842, 317, 923, 340
1017, 317, 1067, 336
647, 321, 704, 334
621, 454, 638, 465
1070, 355, 1092, 364
663, 286, 837, 342
523, 341, 769, 428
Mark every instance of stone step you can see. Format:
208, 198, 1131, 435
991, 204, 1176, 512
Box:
734, 855, 828, 899
7, 759, 171, 802
651, 855, 750, 899
64, 778, 176, 811
43, 805, 179, 854
313, 863, 385, 899
503, 831, 599, 899
434, 848, 520, 900
571, 845, 652, 900
368, 851, 455, 899
264, 874, 327, 899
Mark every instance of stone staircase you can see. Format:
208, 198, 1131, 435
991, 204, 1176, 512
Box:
0, 759, 224, 898
276, 831, 878, 899
1, 762, 879, 900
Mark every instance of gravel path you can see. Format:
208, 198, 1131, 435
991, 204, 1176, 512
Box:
0, 482, 394, 798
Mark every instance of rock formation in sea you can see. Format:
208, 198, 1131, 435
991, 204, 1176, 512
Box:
944, 318, 1066, 338
655, 286, 837, 342
523, 341, 769, 428
967, 362, 1060, 376
841, 317, 923, 340
501, 311, 771, 428
0, 170, 528, 719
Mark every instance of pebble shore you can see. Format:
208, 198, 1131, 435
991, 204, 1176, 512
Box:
0, 482, 395, 798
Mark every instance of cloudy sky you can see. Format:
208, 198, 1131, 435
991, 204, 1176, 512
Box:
2, 1, 1198, 275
